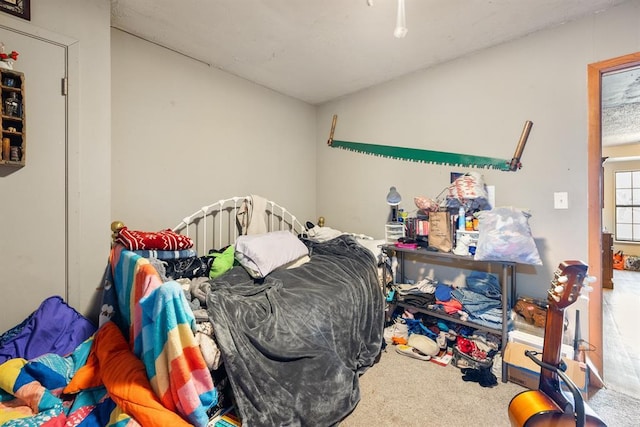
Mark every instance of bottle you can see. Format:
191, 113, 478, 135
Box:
4, 92, 20, 117
465, 215, 473, 231
2, 137, 10, 160
457, 207, 465, 230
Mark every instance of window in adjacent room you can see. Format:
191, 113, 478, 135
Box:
615, 170, 640, 242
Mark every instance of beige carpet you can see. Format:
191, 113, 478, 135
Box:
340, 346, 640, 426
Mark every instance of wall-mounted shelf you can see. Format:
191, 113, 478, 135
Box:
1, 69, 26, 167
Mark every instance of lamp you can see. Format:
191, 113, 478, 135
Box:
386, 186, 402, 222
394, 0, 408, 38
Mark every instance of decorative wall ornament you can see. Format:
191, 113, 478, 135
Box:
327, 114, 532, 172
0, 0, 30, 21
0, 43, 19, 70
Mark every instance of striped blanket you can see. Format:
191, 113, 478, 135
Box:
102, 245, 217, 426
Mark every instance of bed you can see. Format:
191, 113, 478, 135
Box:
0, 195, 385, 427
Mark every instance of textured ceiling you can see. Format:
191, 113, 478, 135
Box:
111, 0, 627, 105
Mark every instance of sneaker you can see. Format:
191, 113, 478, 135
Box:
436, 331, 448, 350
383, 318, 409, 343
395, 344, 431, 361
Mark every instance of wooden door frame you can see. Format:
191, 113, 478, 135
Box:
587, 51, 640, 378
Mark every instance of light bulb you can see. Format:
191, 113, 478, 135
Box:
394, 0, 407, 38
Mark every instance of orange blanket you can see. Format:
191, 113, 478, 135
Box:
64, 322, 190, 427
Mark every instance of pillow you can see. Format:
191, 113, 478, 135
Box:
280, 254, 311, 270
0, 296, 96, 364
305, 226, 344, 242
473, 206, 542, 265
235, 230, 309, 278
116, 227, 193, 251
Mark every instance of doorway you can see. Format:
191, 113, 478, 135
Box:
587, 51, 640, 396
0, 25, 68, 332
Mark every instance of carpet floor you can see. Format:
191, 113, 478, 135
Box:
340, 345, 640, 426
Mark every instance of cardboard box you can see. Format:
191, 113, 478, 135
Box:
503, 342, 588, 395
508, 330, 575, 360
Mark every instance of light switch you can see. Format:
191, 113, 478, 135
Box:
554, 192, 568, 209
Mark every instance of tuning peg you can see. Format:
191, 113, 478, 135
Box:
557, 275, 569, 284
581, 276, 596, 292
554, 285, 565, 294
551, 294, 561, 302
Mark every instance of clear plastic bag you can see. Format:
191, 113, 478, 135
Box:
473, 206, 542, 265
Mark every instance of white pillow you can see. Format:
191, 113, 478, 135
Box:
235, 230, 309, 278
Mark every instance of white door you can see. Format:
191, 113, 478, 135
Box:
0, 27, 67, 333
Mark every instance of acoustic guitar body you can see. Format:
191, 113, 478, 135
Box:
509, 390, 606, 427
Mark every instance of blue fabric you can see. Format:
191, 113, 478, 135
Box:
451, 288, 501, 313
404, 318, 438, 339
435, 284, 453, 301
465, 271, 501, 300
0, 296, 97, 364
132, 248, 197, 260
467, 307, 503, 328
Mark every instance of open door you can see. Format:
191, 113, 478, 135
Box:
587, 51, 640, 381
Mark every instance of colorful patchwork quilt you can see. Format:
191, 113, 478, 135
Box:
0, 244, 217, 426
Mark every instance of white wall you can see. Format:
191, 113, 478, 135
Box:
2, 1, 638, 330
0, 0, 111, 325
110, 29, 317, 233
317, 1, 640, 300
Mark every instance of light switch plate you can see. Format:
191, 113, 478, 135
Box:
554, 192, 568, 209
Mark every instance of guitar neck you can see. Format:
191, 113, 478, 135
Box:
538, 260, 589, 408
539, 304, 570, 408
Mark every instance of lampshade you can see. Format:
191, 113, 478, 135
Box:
386, 186, 402, 206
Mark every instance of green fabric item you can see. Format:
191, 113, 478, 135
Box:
208, 245, 236, 279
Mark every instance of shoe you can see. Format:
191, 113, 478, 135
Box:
436, 331, 447, 349
395, 344, 432, 361
384, 318, 409, 344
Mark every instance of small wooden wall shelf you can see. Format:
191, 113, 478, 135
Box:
1, 68, 25, 167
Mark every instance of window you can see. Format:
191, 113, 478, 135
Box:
615, 170, 640, 242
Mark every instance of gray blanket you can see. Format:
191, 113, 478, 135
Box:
207, 235, 384, 426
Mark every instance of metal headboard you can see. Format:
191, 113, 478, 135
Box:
171, 196, 306, 255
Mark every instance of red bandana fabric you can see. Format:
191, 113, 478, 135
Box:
116, 227, 194, 251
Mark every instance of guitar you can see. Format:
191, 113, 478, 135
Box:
508, 261, 607, 427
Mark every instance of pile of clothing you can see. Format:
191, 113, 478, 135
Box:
392, 271, 504, 329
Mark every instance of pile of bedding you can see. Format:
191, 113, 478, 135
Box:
206, 235, 384, 426
0, 222, 384, 426
0, 246, 217, 427
151, 230, 385, 425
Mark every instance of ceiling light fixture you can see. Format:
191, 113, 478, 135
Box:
394, 0, 408, 38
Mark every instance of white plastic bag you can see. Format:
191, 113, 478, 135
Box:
473, 206, 542, 265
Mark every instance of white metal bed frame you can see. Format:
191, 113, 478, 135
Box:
172, 196, 307, 255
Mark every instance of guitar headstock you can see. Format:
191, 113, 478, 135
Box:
548, 260, 594, 309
